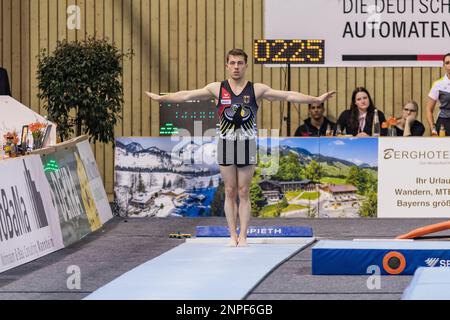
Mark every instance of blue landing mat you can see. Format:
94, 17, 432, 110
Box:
403, 267, 450, 300
86, 239, 314, 300
312, 240, 450, 275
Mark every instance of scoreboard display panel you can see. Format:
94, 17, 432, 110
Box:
254, 39, 325, 64
159, 99, 218, 136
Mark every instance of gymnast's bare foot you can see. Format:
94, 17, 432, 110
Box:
227, 237, 238, 247
237, 237, 248, 247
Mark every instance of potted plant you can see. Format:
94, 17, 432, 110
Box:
29, 121, 46, 149
37, 37, 132, 144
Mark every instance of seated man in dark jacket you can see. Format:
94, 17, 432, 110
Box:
294, 103, 336, 137
0, 67, 12, 96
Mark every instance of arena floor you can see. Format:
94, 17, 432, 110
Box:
0, 216, 448, 300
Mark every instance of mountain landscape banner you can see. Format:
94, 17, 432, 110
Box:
114, 137, 379, 218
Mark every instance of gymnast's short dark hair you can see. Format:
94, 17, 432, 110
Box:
226, 49, 248, 64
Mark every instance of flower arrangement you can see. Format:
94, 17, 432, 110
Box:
2, 131, 19, 157
29, 121, 46, 137
3, 131, 19, 145
382, 117, 398, 136
29, 121, 47, 149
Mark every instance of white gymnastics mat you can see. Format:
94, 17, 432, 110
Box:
402, 267, 450, 300
85, 238, 314, 300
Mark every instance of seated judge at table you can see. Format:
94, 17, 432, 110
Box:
337, 87, 387, 137
294, 103, 336, 137
394, 101, 425, 136
0, 67, 11, 96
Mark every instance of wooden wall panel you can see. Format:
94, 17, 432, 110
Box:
0, 0, 445, 199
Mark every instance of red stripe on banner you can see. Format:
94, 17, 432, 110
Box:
417, 55, 443, 61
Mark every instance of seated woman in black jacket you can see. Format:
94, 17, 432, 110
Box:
337, 87, 387, 136
394, 101, 425, 136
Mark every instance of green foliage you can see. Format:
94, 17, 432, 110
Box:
280, 196, 289, 208
346, 166, 371, 195
345, 166, 378, 217
274, 206, 281, 217
259, 203, 309, 218
304, 160, 322, 183
272, 153, 304, 181
319, 164, 346, 178
359, 190, 377, 217
285, 190, 302, 201
299, 191, 320, 200
284, 204, 308, 211
274, 196, 289, 217
307, 206, 317, 218
320, 177, 347, 185
250, 182, 266, 217
365, 172, 378, 193
259, 204, 277, 217
253, 165, 263, 183
37, 37, 132, 143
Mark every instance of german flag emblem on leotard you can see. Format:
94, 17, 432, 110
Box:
219, 104, 255, 137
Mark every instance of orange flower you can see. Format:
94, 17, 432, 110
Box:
29, 122, 46, 133
387, 117, 398, 126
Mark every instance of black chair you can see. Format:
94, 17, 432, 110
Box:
0, 67, 11, 96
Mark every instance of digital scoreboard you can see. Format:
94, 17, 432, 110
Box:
254, 39, 325, 64
159, 99, 218, 136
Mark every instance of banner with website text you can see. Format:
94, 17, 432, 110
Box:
378, 138, 450, 218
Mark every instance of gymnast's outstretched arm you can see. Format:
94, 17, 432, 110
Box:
253, 83, 335, 105
145, 82, 221, 103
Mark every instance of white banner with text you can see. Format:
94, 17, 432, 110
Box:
265, 0, 449, 66
0, 156, 63, 273
379, 138, 450, 217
